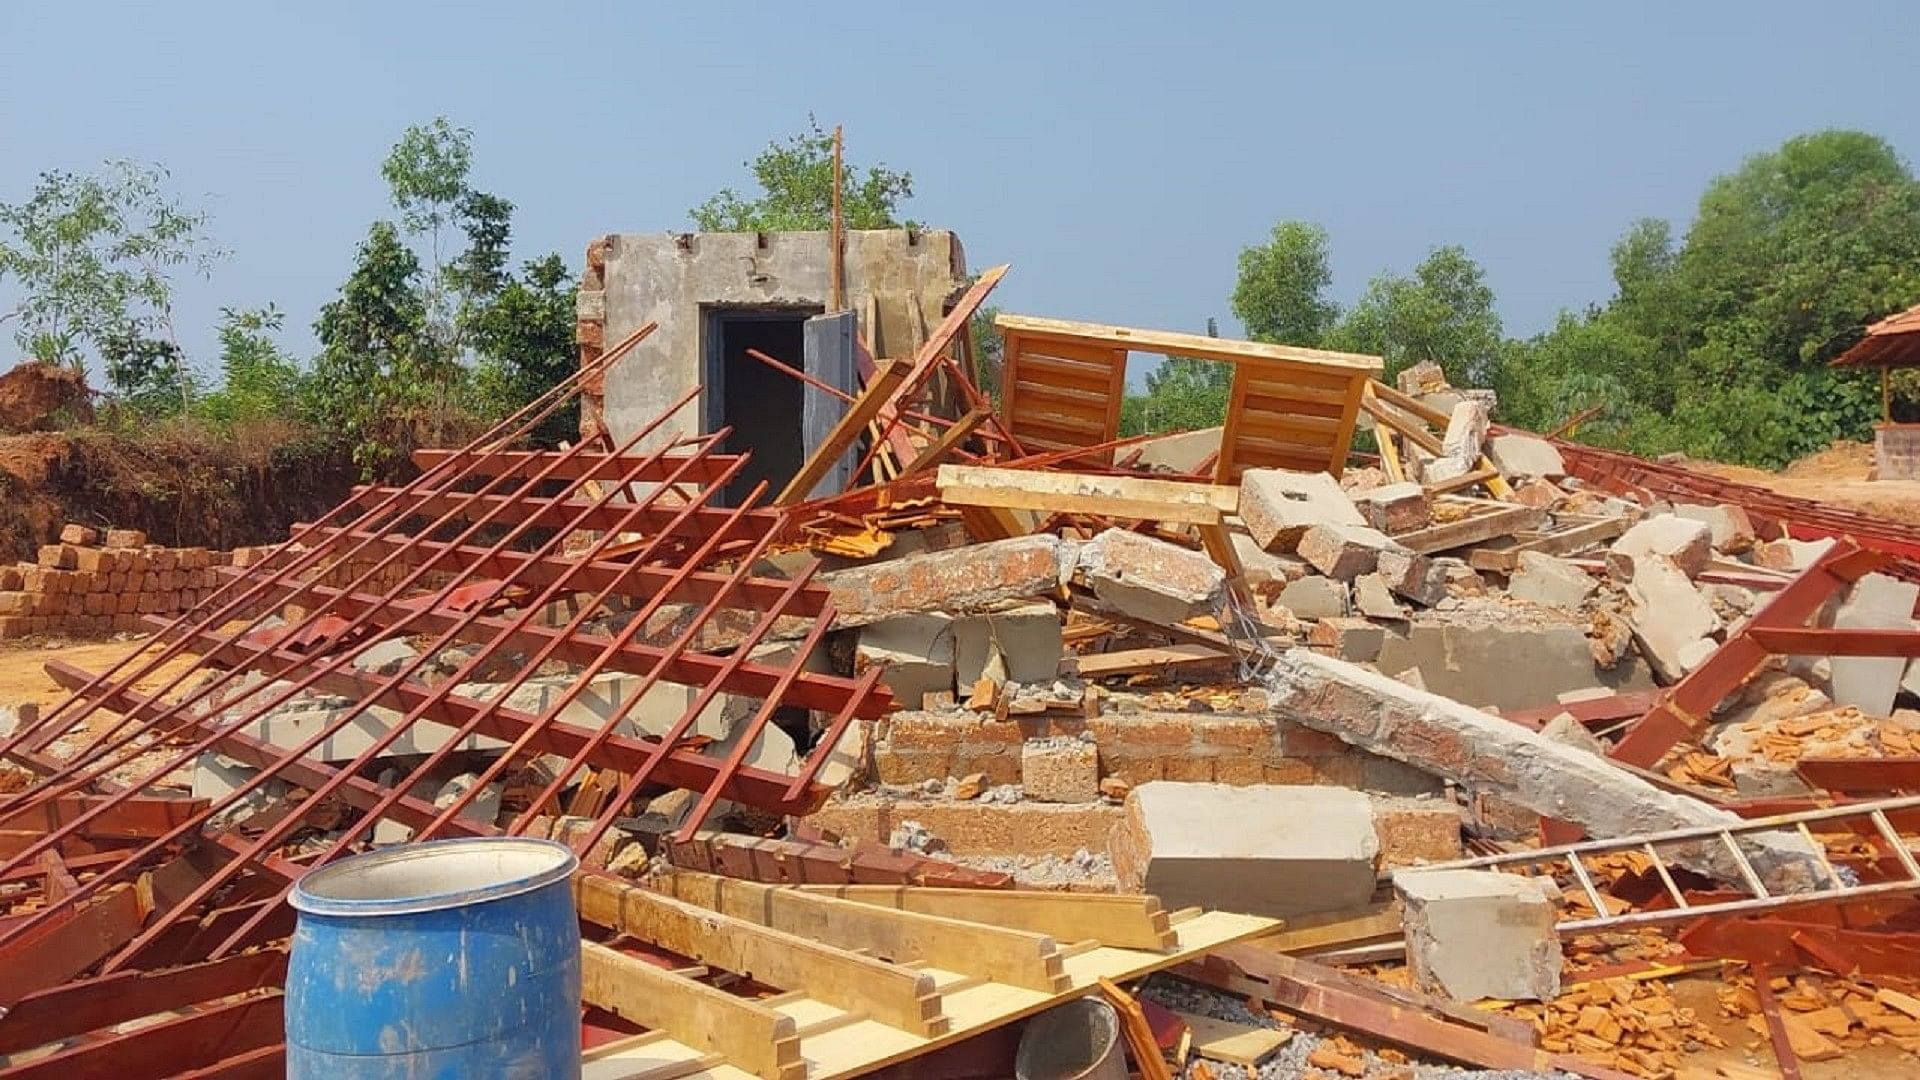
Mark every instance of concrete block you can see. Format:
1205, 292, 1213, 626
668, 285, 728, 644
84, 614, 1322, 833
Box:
820, 534, 1074, 629
858, 613, 958, 706
1229, 530, 1309, 592
1624, 555, 1720, 682
1753, 537, 1836, 573
1077, 528, 1225, 627
1238, 468, 1363, 552
954, 603, 1063, 687
58, 523, 99, 546
1374, 617, 1650, 711
1277, 575, 1346, 620
1608, 514, 1714, 579
1487, 433, 1566, 480
1439, 399, 1491, 461
1022, 738, 1099, 803
1830, 573, 1920, 716
1352, 574, 1403, 620
1509, 551, 1596, 610
1352, 482, 1430, 535
1396, 869, 1562, 1002
1298, 522, 1396, 581
1309, 616, 1387, 662
1672, 503, 1757, 555
1109, 783, 1379, 919
1376, 546, 1446, 606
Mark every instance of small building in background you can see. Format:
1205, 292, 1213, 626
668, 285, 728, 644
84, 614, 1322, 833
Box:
1831, 302, 1920, 481
575, 229, 968, 501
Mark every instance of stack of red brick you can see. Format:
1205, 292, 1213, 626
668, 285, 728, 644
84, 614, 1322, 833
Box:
0, 524, 234, 639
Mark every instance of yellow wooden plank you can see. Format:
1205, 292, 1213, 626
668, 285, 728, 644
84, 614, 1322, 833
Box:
664, 872, 1068, 993
792, 886, 1178, 950
936, 465, 1236, 526
995, 314, 1383, 375
581, 942, 803, 1080
1174, 1011, 1293, 1066
576, 875, 949, 1038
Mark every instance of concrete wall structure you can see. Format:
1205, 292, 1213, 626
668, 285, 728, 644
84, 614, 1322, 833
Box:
577, 230, 968, 446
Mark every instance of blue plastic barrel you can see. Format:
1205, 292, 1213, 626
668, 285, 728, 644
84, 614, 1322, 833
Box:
286, 837, 583, 1080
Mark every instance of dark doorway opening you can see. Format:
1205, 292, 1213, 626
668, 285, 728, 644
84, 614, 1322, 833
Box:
704, 307, 819, 505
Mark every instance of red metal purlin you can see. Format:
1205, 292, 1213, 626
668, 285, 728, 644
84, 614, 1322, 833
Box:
0, 361, 897, 995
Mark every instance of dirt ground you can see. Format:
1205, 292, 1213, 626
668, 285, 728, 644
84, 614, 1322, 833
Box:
0, 634, 203, 713
1689, 440, 1920, 525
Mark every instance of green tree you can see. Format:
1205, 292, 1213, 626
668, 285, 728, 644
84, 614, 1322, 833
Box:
691, 118, 916, 231
1129, 318, 1233, 434
0, 160, 221, 410
1330, 245, 1503, 387
309, 221, 432, 475
469, 254, 577, 444
1230, 221, 1339, 345
195, 306, 306, 431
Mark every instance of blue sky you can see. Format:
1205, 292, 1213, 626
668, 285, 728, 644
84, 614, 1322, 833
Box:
4, 2, 1918, 382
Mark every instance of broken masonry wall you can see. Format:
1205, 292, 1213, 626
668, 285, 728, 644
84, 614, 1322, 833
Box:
580, 229, 969, 447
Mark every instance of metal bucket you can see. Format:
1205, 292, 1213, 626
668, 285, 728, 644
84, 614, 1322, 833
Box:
1015, 997, 1128, 1080
287, 837, 582, 1080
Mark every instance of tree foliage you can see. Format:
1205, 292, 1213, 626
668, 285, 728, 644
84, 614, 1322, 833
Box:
1230, 222, 1338, 346
690, 118, 916, 232
0, 160, 222, 412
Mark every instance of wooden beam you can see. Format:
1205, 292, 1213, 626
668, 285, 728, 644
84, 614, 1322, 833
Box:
1424, 466, 1499, 495
664, 872, 1068, 993
1467, 516, 1631, 572
792, 886, 1176, 950
1359, 394, 1445, 455
1395, 502, 1548, 555
995, 314, 1382, 376
1367, 379, 1451, 428
575, 874, 948, 1037
937, 465, 1237, 526
1075, 644, 1231, 679
778, 357, 910, 504
1246, 903, 1403, 956
900, 406, 992, 476
581, 941, 803, 1080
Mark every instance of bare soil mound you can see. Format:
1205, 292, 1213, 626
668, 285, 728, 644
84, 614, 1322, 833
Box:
0, 361, 93, 432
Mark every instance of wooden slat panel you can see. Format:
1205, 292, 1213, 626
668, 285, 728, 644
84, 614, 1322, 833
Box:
1236, 410, 1340, 443
1240, 364, 1357, 395
1010, 394, 1110, 425
1009, 380, 1110, 411
1011, 353, 1122, 393
1009, 414, 1108, 447
1242, 391, 1348, 419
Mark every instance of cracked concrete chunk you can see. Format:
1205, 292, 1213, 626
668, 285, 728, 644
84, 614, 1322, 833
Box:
1238, 468, 1364, 552
1396, 868, 1562, 1002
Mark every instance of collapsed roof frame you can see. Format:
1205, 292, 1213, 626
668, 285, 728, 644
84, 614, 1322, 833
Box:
0, 323, 893, 992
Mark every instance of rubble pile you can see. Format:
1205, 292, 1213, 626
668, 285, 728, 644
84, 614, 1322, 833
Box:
2, 284, 1918, 1080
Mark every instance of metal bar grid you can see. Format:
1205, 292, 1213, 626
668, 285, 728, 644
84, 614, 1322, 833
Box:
1424, 793, 1920, 934
0, 359, 896, 990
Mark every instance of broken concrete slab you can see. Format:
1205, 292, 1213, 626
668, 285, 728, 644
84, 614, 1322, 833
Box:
1353, 574, 1404, 621
1132, 426, 1223, 474
1077, 528, 1226, 627
1829, 572, 1920, 716
1608, 514, 1714, 580
1509, 551, 1596, 611
1352, 482, 1430, 535
820, 534, 1075, 629
1672, 503, 1757, 555
1229, 529, 1310, 592
1277, 575, 1347, 620
1238, 468, 1364, 552
954, 603, 1064, 688
857, 613, 959, 708
1376, 546, 1446, 607
1298, 522, 1397, 581
1486, 433, 1566, 480
1752, 536, 1836, 573
1109, 782, 1379, 919
1623, 555, 1720, 683
1022, 738, 1099, 803
1259, 648, 1822, 885
1396, 868, 1562, 1002
1308, 616, 1386, 663
1373, 616, 1652, 712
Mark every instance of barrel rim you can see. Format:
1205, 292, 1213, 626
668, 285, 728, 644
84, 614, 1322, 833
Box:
291, 837, 579, 917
